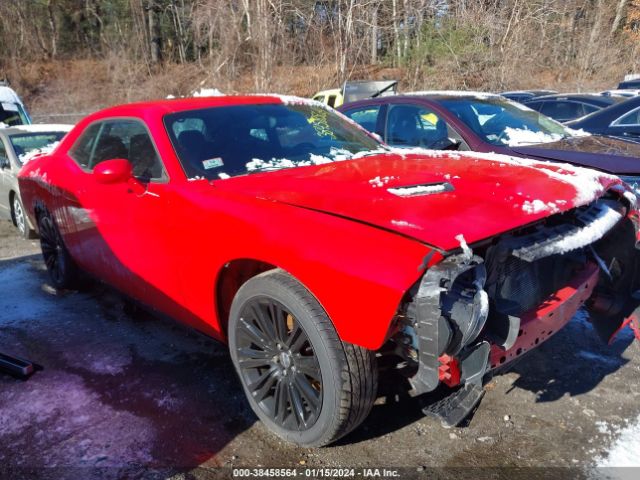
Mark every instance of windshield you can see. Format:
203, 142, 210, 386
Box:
9, 132, 67, 164
439, 97, 573, 146
0, 104, 30, 126
164, 103, 385, 179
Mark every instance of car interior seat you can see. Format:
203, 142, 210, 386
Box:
92, 134, 128, 167
177, 130, 208, 165
389, 109, 421, 146
129, 134, 163, 180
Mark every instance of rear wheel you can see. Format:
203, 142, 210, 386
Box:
12, 196, 35, 239
38, 210, 80, 289
229, 269, 378, 447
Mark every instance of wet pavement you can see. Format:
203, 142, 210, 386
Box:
0, 219, 639, 479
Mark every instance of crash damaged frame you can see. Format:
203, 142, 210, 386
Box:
392, 193, 639, 426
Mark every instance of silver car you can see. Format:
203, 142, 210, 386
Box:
0, 125, 72, 238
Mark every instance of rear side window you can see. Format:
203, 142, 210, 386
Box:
343, 106, 381, 134
69, 122, 102, 168
613, 107, 640, 126
539, 101, 583, 121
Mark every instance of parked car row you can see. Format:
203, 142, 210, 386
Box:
9, 86, 640, 448
339, 91, 640, 189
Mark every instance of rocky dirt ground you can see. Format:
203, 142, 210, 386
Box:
0, 218, 639, 480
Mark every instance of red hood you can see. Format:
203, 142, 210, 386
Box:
214, 151, 621, 251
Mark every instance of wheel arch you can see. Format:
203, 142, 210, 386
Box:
215, 258, 278, 337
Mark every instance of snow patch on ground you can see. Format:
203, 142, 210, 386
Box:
595, 416, 640, 467
192, 87, 223, 97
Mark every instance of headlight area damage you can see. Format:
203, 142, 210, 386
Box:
388, 194, 640, 427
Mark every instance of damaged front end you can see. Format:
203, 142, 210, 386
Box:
391, 194, 639, 426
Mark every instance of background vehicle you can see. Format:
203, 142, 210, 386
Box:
0, 83, 31, 126
618, 78, 640, 90
501, 90, 556, 104
523, 93, 624, 123
601, 89, 640, 98
567, 96, 640, 142
338, 92, 640, 189
18, 96, 638, 447
312, 80, 397, 108
0, 124, 72, 238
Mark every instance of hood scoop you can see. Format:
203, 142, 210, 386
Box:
387, 182, 454, 197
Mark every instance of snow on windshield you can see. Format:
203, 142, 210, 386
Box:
18, 141, 60, 164
244, 147, 388, 173
503, 127, 564, 146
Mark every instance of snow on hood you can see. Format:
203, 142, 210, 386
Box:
415, 148, 619, 208
214, 149, 623, 251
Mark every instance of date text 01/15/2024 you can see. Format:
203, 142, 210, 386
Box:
232, 468, 401, 478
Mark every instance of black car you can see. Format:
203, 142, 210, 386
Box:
338, 92, 640, 193
619, 79, 640, 90
501, 90, 556, 104
567, 96, 640, 143
523, 94, 624, 123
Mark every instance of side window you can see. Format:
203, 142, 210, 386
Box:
385, 104, 468, 150
613, 107, 640, 126
89, 119, 166, 181
313, 95, 325, 103
343, 106, 381, 134
524, 101, 543, 112
327, 95, 337, 108
0, 140, 8, 168
69, 122, 102, 168
582, 104, 599, 116
539, 101, 581, 121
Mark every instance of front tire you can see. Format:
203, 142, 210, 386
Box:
229, 269, 378, 447
12, 196, 36, 239
38, 209, 80, 289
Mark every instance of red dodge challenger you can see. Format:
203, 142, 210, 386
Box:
17, 95, 640, 446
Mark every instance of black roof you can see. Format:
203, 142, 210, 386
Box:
523, 93, 622, 108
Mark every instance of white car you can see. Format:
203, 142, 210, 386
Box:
0, 84, 31, 126
0, 124, 73, 238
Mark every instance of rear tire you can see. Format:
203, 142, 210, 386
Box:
37, 209, 80, 289
229, 269, 378, 447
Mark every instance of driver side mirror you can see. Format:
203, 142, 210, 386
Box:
94, 158, 133, 184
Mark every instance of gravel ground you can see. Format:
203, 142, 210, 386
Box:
0, 218, 639, 480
